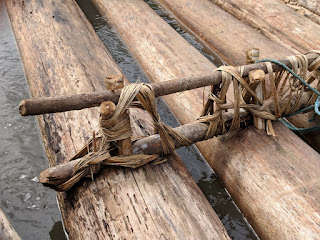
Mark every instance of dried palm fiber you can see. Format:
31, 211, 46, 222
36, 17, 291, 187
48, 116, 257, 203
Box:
46, 51, 320, 192
52, 83, 192, 191
198, 51, 320, 137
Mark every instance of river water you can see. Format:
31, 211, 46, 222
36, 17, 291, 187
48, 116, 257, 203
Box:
0, 0, 257, 239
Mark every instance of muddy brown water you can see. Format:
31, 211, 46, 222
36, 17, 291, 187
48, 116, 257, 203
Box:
0, 0, 258, 239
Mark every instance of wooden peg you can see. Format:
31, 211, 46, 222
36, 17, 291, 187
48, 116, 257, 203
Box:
246, 48, 260, 65
105, 75, 124, 91
100, 100, 132, 156
249, 70, 266, 130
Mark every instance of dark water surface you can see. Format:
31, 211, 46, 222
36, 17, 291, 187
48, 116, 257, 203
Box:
1, 0, 258, 239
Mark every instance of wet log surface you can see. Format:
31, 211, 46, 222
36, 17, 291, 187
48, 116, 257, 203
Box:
4, 0, 230, 239
209, 0, 320, 53
92, 0, 320, 238
0, 208, 21, 240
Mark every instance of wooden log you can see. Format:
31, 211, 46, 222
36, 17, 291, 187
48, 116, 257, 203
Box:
91, 0, 320, 238
208, 0, 320, 53
0, 208, 21, 240
5, 0, 230, 239
19, 56, 318, 116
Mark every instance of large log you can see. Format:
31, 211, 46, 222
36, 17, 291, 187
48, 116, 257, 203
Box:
5, 0, 230, 239
0, 208, 21, 240
91, 0, 320, 238
208, 0, 320, 53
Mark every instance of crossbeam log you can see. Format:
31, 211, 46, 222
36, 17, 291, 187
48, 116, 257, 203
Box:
19, 56, 317, 116
39, 110, 249, 187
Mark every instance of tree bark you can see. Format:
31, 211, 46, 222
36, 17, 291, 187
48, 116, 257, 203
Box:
0, 209, 21, 240
5, 0, 230, 239
91, 0, 320, 238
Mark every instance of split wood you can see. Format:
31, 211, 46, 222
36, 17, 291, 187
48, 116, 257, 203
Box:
19, 55, 318, 116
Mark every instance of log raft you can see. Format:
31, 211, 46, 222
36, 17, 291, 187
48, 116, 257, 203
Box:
91, 0, 320, 238
5, 0, 230, 239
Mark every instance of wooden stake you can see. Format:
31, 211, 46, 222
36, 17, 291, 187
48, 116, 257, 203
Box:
249, 70, 266, 130
105, 76, 132, 156
100, 101, 132, 156
105, 75, 124, 91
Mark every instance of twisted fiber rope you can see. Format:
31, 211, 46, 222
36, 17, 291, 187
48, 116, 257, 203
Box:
198, 51, 320, 138
54, 83, 191, 191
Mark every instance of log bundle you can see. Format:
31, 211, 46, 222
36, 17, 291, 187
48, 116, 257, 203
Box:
91, 0, 320, 238
5, 0, 230, 239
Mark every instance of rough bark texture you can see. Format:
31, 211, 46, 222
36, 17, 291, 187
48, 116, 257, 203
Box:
0, 209, 21, 240
281, 0, 320, 23
92, 0, 320, 238
209, 0, 320, 53
5, 0, 230, 239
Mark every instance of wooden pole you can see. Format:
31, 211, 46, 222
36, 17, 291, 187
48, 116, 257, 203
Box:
18, 56, 318, 116
103, 75, 133, 156
0, 209, 21, 240
91, 0, 320, 238
5, 0, 230, 239
39, 110, 249, 186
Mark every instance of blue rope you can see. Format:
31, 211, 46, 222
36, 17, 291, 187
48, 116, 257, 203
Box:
315, 96, 320, 115
257, 59, 320, 132
279, 118, 320, 133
